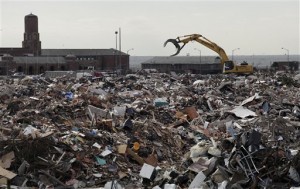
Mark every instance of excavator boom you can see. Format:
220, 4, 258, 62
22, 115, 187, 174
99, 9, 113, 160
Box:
164, 34, 253, 74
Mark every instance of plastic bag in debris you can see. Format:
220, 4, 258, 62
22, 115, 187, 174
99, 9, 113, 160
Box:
261, 101, 271, 114
64, 91, 74, 100
122, 118, 133, 130
23, 126, 38, 136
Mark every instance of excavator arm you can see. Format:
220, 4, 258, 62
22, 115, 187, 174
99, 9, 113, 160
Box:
164, 34, 229, 64
164, 34, 253, 74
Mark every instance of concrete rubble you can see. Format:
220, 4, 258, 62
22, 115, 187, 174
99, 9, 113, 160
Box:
0, 71, 300, 189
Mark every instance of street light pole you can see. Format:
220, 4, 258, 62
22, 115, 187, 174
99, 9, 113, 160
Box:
119, 27, 122, 73
127, 48, 134, 54
115, 31, 118, 72
194, 48, 201, 63
115, 31, 118, 51
281, 47, 289, 62
126, 48, 133, 72
232, 48, 240, 62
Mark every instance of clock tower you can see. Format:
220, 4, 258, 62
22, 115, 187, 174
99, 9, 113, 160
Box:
22, 13, 41, 56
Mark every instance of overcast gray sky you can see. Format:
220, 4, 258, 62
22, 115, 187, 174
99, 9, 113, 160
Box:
0, 0, 299, 56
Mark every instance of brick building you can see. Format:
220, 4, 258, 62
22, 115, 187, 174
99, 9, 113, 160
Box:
0, 13, 129, 75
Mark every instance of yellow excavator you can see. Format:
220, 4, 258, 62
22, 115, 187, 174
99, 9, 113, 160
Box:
164, 34, 253, 74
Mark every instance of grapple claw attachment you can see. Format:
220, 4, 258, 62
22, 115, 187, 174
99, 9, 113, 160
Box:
164, 38, 181, 56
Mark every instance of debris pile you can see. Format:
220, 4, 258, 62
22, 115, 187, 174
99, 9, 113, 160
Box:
0, 72, 300, 189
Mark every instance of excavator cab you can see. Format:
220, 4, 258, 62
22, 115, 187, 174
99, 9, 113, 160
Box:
224, 61, 253, 74
224, 61, 235, 71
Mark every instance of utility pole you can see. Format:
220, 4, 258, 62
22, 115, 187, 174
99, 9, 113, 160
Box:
119, 27, 122, 73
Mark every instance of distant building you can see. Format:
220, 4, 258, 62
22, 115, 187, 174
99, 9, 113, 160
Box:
271, 61, 299, 71
141, 56, 223, 74
0, 14, 129, 75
